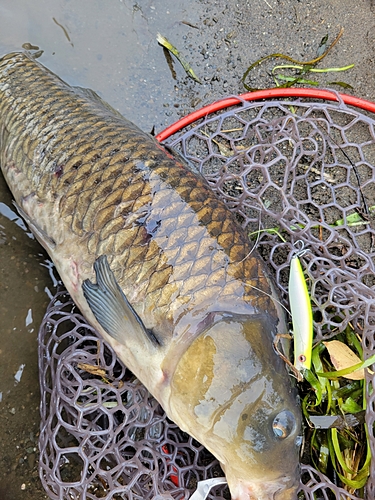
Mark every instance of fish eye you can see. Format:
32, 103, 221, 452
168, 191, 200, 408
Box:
272, 410, 296, 439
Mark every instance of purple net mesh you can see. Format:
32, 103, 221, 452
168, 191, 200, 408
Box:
38, 94, 375, 499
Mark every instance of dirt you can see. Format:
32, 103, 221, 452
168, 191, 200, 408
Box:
1, 0, 375, 499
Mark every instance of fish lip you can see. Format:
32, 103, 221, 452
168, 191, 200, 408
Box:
228, 472, 300, 500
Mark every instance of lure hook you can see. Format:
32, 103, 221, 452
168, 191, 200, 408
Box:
293, 239, 308, 258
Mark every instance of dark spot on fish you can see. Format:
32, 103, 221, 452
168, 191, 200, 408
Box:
147, 219, 161, 234
158, 170, 168, 181
136, 214, 147, 226
141, 231, 152, 245
135, 213, 161, 243
242, 413, 248, 421
146, 327, 162, 346
110, 148, 120, 155
54, 164, 64, 178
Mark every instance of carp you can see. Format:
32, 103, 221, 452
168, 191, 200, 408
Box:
0, 51, 302, 499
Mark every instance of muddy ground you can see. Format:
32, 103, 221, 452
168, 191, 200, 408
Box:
1, 0, 375, 499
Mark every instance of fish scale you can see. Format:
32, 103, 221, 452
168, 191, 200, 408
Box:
0, 50, 302, 500
0, 52, 272, 319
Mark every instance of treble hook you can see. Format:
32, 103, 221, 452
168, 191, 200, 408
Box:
293, 239, 308, 258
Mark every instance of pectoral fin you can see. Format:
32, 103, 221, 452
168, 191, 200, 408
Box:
82, 255, 161, 347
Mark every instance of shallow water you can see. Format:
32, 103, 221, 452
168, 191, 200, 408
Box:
1, 0, 375, 498
0, 0, 203, 132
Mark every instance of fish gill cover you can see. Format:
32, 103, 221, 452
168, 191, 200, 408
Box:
38, 95, 375, 499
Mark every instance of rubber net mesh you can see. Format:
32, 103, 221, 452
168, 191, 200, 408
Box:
38, 94, 375, 499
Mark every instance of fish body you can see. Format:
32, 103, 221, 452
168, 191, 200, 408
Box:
0, 51, 302, 499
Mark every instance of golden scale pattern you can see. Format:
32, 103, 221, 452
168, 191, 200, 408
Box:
0, 52, 276, 328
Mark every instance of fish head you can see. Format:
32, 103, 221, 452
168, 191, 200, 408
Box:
169, 314, 302, 500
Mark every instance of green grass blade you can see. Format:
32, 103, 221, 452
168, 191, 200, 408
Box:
316, 353, 375, 379
157, 33, 201, 84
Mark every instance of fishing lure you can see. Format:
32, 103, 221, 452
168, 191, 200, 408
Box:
289, 241, 313, 373
189, 478, 227, 500
152, 478, 227, 500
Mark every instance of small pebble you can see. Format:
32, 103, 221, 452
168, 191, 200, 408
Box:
28, 453, 36, 469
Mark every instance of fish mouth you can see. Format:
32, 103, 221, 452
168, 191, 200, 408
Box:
228, 474, 300, 500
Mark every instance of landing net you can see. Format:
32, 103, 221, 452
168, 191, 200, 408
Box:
38, 93, 375, 499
